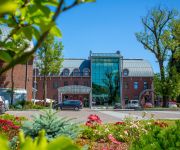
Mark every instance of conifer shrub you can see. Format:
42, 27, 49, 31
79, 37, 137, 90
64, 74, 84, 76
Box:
22, 109, 80, 141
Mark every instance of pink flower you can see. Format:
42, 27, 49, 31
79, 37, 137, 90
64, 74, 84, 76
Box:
108, 134, 122, 145
88, 114, 100, 121
87, 114, 102, 125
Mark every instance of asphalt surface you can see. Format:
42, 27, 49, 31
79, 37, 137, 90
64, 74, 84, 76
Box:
6, 109, 180, 123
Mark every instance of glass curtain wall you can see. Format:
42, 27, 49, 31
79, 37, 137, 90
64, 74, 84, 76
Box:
91, 54, 121, 106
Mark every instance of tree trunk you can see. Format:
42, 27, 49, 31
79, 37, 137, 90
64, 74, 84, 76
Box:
159, 62, 168, 107
11, 67, 14, 105
43, 74, 47, 105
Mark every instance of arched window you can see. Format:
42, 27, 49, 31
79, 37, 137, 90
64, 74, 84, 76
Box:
83, 68, 90, 76
123, 69, 129, 76
63, 68, 69, 76
73, 68, 80, 76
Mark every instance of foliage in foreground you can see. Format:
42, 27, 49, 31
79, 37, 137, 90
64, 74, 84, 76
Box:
80, 114, 180, 150
130, 120, 180, 150
0, 130, 80, 150
22, 109, 80, 141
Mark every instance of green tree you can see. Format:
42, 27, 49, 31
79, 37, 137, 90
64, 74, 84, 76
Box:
136, 7, 179, 107
36, 35, 63, 102
0, 0, 95, 75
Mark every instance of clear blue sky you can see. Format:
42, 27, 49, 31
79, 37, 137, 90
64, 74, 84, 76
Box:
57, 0, 180, 73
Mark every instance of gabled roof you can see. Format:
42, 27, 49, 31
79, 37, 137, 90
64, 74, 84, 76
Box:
123, 59, 154, 77
60, 59, 90, 75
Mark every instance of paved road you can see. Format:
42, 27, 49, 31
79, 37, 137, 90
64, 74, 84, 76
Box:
6, 109, 180, 123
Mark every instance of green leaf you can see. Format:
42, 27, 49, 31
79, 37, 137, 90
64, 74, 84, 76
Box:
50, 25, 62, 38
0, 50, 12, 62
0, 0, 18, 14
47, 136, 80, 150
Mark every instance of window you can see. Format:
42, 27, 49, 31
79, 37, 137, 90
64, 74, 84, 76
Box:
74, 81, 78, 85
83, 68, 89, 76
64, 81, 68, 86
73, 68, 80, 76
84, 81, 89, 86
144, 82, 148, 90
134, 95, 139, 99
133, 82, 138, 89
123, 69, 129, 76
123, 82, 129, 89
53, 82, 59, 89
63, 69, 69, 76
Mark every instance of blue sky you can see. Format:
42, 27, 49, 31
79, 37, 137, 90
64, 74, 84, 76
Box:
57, 0, 180, 73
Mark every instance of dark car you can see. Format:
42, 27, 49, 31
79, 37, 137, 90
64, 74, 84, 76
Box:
55, 100, 83, 111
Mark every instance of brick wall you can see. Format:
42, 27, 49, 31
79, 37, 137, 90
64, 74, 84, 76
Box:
35, 76, 91, 100
0, 61, 33, 100
122, 77, 153, 106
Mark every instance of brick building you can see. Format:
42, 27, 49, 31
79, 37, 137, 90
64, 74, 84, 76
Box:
0, 60, 33, 101
0, 26, 34, 102
34, 52, 154, 108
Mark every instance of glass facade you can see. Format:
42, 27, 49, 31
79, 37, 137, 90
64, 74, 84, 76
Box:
91, 53, 122, 106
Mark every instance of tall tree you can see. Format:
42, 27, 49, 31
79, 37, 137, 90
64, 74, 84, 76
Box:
136, 7, 178, 107
36, 34, 63, 102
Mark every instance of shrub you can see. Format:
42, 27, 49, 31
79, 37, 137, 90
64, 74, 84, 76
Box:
11, 101, 45, 110
0, 130, 80, 150
130, 120, 180, 150
0, 114, 27, 126
22, 109, 80, 141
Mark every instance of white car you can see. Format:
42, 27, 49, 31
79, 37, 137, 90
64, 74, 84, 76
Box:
0, 96, 9, 113
126, 100, 140, 109
168, 102, 177, 108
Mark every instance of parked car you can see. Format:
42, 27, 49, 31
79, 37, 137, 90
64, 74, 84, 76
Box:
126, 100, 140, 109
168, 102, 177, 108
0, 96, 9, 114
54, 100, 83, 111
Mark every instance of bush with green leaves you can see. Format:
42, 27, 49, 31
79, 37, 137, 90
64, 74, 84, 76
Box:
130, 120, 180, 150
11, 101, 45, 110
22, 109, 80, 141
1, 130, 80, 150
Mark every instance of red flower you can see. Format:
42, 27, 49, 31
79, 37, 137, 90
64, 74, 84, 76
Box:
154, 121, 168, 128
108, 134, 122, 145
2, 126, 9, 131
85, 121, 92, 127
12, 125, 20, 129
15, 117, 20, 120
115, 121, 124, 125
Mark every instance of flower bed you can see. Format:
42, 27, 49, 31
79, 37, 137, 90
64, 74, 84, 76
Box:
0, 112, 179, 150
78, 114, 179, 150
0, 114, 26, 140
